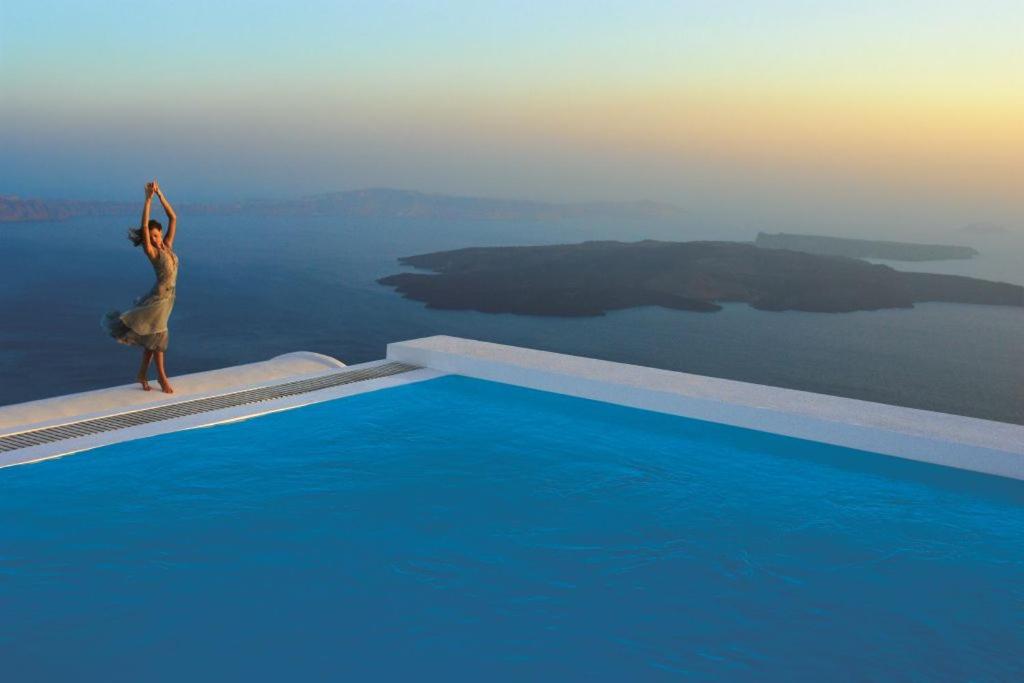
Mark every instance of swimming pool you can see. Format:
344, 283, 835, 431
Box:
2, 374, 1021, 681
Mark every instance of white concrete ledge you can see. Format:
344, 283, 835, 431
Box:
0, 351, 346, 434
4, 337, 1022, 480
387, 336, 1024, 480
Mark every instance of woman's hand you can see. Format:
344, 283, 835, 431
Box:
145, 182, 156, 199
152, 180, 176, 247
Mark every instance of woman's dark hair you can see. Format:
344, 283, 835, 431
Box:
128, 219, 163, 247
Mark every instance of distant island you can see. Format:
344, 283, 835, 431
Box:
0, 189, 683, 224
755, 232, 978, 261
379, 240, 1023, 316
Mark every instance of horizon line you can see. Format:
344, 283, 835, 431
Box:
0, 187, 685, 209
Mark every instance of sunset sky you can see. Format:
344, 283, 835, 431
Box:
2, 1, 1021, 232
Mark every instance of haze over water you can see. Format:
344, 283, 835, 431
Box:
2, 2, 1022, 238
1, 2, 1021, 423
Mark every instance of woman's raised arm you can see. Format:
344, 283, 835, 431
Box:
141, 183, 156, 258
153, 181, 177, 249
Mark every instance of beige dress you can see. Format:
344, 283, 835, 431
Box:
102, 248, 179, 351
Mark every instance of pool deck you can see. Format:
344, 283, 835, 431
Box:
0, 353, 442, 469
388, 337, 1024, 480
1, 336, 1022, 479
0, 351, 346, 434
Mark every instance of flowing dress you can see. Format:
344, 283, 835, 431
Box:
102, 248, 179, 351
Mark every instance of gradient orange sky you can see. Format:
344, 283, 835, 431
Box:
2, 1, 1021, 232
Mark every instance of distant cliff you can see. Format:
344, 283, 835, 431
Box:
379, 240, 1022, 316
755, 232, 978, 261
0, 189, 684, 223
0, 195, 135, 222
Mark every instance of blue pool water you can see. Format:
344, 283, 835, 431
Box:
1, 376, 1022, 681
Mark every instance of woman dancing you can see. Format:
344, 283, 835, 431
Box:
102, 180, 179, 393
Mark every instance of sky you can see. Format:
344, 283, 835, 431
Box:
1, 1, 1022, 233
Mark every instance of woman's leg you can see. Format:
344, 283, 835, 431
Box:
154, 350, 174, 393
137, 349, 153, 391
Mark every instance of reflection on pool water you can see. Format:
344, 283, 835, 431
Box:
1, 376, 1021, 681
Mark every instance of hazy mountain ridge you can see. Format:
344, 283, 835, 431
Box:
0, 189, 684, 223
379, 240, 1023, 316
755, 232, 978, 261
0, 195, 136, 222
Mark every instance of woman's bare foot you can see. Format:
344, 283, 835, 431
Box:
137, 373, 151, 391
153, 352, 173, 394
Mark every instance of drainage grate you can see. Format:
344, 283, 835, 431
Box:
0, 361, 420, 454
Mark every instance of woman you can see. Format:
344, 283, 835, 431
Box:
102, 180, 179, 393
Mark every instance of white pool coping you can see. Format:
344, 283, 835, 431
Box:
387, 336, 1024, 480
0, 355, 443, 469
2, 336, 1022, 480
0, 351, 347, 433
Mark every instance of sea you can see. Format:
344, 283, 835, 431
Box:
1, 213, 1021, 424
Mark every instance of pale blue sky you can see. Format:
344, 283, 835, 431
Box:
1, 1, 1021, 231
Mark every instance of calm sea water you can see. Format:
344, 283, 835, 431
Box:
1, 214, 1021, 423
2, 376, 1022, 680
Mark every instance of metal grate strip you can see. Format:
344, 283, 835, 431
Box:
0, 361, 420, 453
